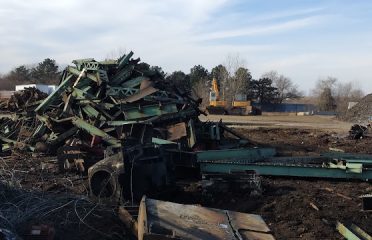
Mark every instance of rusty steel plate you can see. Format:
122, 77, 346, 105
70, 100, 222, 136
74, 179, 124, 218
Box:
140, 198, 275, 240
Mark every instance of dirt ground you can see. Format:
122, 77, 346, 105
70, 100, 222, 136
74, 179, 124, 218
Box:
220, 126, 372, 240
200, 114, 351, 132
2, 115, 372, 240
162, 120, 372, 240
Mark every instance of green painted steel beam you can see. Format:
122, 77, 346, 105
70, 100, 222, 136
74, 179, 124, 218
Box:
121, 76, 149, 88
200, 162, 372, 181
47, 127, 78, 145
72, 58, 94, 70
82, 105, 106, 121
67, 66, 99, 83
31, 123, 46, 139
35, 74, 74, 113
71, 118, 119, 146
152, 137, 177, 145
323, 152, 372, 162
196, 148, 276, 162
0, 135, 35, 151
72, 87, 97, 100
108, 120, 149, 126
118, 51, 133, 68
123, 104, 178, 120
350, 224, 372, 240
336, 222, 361, 240
111, 64, 135, 85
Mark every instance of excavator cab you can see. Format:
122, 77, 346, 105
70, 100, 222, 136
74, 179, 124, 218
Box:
207, 78, 227, 114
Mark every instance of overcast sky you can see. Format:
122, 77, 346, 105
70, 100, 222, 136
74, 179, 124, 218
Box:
1, 0, 372, 94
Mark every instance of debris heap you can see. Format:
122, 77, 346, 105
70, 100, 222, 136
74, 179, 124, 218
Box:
2, 87, 48, 112
0, 51, 202, 154
342, 94, 372, 123
0, 88, 48, 152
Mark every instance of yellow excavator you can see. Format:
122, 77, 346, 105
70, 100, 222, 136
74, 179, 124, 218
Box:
207, 78, 228, 114
207, 78, 256, 115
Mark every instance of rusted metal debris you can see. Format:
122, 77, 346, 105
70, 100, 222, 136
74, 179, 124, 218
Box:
0, 87, 48, 112
0, 88, 48, 152
119, 196, 275, 240
349, 124, 371, 139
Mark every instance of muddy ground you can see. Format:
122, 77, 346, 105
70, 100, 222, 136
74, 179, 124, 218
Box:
1, 123, 372, 239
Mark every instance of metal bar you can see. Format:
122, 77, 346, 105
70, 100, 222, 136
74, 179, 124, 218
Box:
71, 118, 119, 146
0, 135, 35, 151
35, 74, 74, 113
107, 120, 149, 126
121, 76, 148, 88
219, 122, 247, 139
350, 224, 372, 240
123, 104, 178, 120
323, 152, 372, 161
82, 105, 106, 121
48, 127, 78, 145
152, 137, 176, 145
67, 66, 99, 82
111, 64, 135, 85
336, 222, 362, 240
118, 51, 134, 68
199, 162, 372, 180
196, 148, 276, 162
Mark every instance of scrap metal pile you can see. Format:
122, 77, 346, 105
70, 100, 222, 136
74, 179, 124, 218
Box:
0, 52, 204, 156
0, 52, 253, 201
0, 88, 48, 152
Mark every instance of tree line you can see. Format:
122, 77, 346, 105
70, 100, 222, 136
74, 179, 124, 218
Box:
167, 54, 303, 108
312, 77, 364, 113
0, 55, 364, 114
0, 58, 60, 90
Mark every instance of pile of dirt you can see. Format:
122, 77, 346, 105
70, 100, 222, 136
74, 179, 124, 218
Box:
341, 94, 372, 123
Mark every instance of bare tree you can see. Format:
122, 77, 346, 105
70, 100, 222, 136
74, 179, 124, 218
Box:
334, 81, 364, 113
105, 47, 127, 60
223, 53, 250, 103
318, 87, 336, 111
312, 76, 337, 97
312, 77, 338, 111
0, 73, 14, 90
335, 81, 364, 100
210, 64, 229, 90
261, 70, 302, 103
191, 80, 209, 108
312, 77, 364, 113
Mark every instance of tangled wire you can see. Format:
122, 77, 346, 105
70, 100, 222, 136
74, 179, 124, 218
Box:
0, 183, 127, 239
